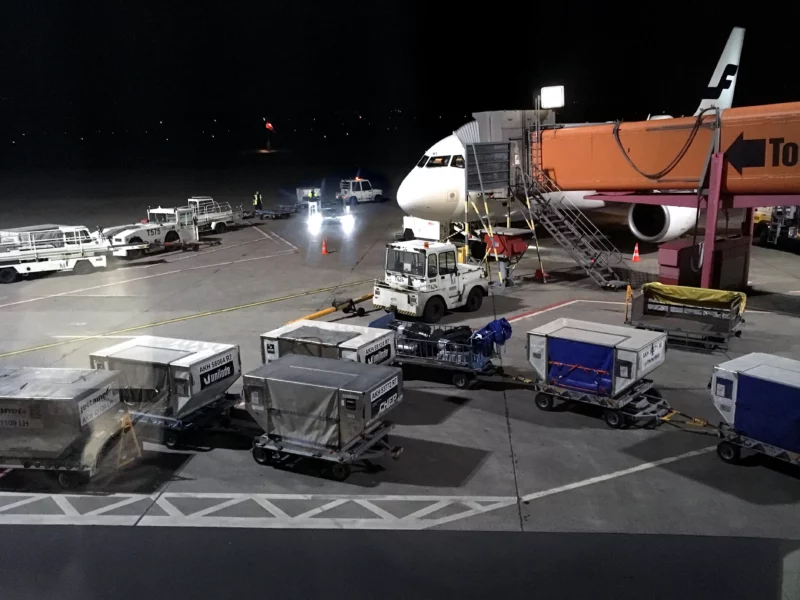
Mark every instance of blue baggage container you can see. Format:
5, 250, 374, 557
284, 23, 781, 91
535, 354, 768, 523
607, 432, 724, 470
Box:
711, 353, 800, 454
527, 319, 667, 397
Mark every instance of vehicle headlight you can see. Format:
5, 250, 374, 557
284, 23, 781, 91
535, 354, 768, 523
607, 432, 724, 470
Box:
341, 214, 355, 234
307, 213, 323, 234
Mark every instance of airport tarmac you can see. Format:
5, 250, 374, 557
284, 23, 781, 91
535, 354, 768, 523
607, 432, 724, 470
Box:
1, 198, 800, 540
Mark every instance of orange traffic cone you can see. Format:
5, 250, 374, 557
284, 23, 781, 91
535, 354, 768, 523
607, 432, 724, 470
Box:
631, 243, 641, 263
321, 238, 329, 255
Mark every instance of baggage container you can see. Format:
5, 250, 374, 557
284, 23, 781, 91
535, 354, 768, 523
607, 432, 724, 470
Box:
0, 367, 123, 484
260, 320, 395, 366
711, 352, 800, 454
244, 354, 402, 451
527, 318, 667, 397
89, 336, 241, 419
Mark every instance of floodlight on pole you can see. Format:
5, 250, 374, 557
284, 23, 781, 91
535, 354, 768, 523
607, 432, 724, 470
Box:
540, 85, 565, 110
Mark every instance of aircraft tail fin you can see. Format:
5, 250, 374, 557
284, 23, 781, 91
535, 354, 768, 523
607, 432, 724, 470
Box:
694, 27, 745, 116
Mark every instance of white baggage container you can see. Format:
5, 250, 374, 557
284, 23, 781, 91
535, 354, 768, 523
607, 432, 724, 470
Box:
260, 319, 395, 366
0, 367, 122, 475
89, 336, 241, 419
527, 318, 667, 397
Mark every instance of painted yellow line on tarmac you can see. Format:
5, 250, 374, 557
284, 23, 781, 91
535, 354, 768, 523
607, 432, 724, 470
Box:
0, 279, 374, 359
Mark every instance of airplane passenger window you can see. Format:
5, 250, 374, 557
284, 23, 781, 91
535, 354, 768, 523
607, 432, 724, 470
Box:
426, 156, 450, 168
451, 155, 465, 168
416, 155, 429, 167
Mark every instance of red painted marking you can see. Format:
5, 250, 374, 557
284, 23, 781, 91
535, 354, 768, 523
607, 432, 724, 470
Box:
506, 299, 577, 323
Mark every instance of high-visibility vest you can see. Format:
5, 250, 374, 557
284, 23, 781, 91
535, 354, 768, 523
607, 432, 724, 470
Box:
253, 194, 259, 206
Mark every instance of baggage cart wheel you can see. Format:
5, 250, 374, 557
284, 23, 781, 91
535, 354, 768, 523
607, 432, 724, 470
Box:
452, 372, 472, 389
252, 446, 271, 466
717, 441, 741, 464
57, 472, 88, 490
163, 431, 182, 450
535, 393, 555, 411
0, 268, 19, 284
73, 260, 95, 276
603, 409, 625, 429
329, 462, 352, 482
422, 297, 445, 323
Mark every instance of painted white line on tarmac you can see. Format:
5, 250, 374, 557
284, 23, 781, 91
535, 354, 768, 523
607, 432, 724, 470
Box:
423, 446, 716, 529
52, 335, 138, 339
507, 299, 626, 323
120, 232, 277, 270
0, 448, 713, 530
0, 249, 296, 310
267, 229, 300, 251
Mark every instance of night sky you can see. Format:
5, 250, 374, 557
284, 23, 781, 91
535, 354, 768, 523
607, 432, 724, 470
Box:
1, 3, 798, 167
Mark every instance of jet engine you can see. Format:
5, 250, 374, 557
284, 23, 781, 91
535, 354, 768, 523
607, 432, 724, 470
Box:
627, 204, 698, 244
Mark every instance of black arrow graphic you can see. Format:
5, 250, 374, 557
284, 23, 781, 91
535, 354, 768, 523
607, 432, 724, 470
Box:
725, 132, 766, 175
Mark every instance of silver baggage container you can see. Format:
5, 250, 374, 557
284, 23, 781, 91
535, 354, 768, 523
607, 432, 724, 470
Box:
89, 335, 240, 418
261, 319, 395, 366
244, 354, 402, 451
0, 367, 121, 462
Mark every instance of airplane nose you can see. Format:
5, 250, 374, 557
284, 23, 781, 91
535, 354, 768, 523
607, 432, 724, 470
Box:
396, 171, 459, 221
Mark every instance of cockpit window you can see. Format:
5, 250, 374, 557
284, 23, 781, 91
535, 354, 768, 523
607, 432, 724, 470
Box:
426, 156, 450, 168
451, 155, 465, 168
416, 155, 429, 168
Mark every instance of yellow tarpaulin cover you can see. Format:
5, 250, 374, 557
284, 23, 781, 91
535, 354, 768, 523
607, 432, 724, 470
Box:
641, 282, 747, 314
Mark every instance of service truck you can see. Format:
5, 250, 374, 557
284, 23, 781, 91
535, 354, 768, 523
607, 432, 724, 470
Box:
336, 178, 384, 206
102, 206, 198, 259
149, 196, 234, 235
0, 224, 126, 284
372, 240, 488, 323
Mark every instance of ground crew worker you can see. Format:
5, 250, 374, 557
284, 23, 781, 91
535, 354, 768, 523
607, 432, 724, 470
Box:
253, 191, 262, 211
309, 189, 316, 201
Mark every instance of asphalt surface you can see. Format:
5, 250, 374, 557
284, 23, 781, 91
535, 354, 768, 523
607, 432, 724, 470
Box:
2, 175, 800, 597
0, 526, 797, 600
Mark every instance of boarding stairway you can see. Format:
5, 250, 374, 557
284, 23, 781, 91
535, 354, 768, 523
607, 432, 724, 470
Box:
520, 167, 627, 289
465, 140, 627, 290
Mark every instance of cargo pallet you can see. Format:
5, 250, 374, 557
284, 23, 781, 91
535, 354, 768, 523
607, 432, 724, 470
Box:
532, 378, 670, 429
251, 421, 402, 481
626, 285, 745, 352
127, 393, 247, 450
716, 424, 800, 467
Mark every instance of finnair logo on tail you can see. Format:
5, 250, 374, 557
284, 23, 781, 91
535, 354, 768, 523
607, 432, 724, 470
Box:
704, 64, 738, 100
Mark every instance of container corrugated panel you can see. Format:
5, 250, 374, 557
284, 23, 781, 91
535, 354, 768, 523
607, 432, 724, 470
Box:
261, 320, 395, 365
712, 352, 800, 453
89, 336, 240, 418
527, 318, 667, 396
0, 367, 121, 459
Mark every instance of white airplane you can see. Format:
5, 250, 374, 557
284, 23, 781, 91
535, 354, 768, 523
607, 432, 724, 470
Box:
396, 27, 745, 244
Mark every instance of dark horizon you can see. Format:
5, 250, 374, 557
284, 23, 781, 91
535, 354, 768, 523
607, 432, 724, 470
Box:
1, 5, 798, 170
